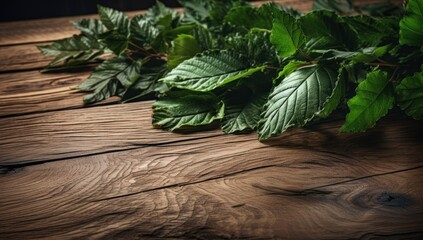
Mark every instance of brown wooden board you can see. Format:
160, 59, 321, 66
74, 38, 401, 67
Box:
1, 109, 422, 238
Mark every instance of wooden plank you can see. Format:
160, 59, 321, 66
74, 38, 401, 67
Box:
0, 43, 54, 72
0, 101, 228, 165
0, 70, 95, 117
0, 115, 422, 239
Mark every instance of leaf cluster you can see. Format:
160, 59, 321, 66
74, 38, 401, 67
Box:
40, 0, 423, 140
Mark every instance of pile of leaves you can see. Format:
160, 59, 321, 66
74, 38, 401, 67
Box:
39, 0, 423, 140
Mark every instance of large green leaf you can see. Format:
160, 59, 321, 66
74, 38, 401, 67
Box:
77, 58, 140, 104
152, 91, 224, 131
162, 50, 265, 92
38, 34, 103, 68
399, 0, 423, 47
258, 64, 338, 140
341, 69, 394, 132
300, 10, 357, 51
270, 11, 305, 58
167, 34, 202, 69
396, 72, 423, 120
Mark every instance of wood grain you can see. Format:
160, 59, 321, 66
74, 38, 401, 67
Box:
1, 112, 422, 239
0, 70, 95, 117
0, 44, 54, 72
0, 102, 226, 165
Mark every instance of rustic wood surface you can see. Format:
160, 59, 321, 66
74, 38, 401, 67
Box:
0, 0, 421, 239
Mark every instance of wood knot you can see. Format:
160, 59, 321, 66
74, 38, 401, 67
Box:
376, 192, 411, 208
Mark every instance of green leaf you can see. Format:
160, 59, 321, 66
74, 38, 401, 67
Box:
168, 34, 202, 69
317, 65, 347, 118
312, 45, 390, 62
396, 72, 423, 120
144, 1, 179, 23
222, 87, 268, 134
152, 91, 224, 131
193, 26, 213, 50
341, 69, 394, 132
162, 50, 266, 92
38, 34, 103, 68
221, 76, 271, 134
400, 0, 423, 47
258, 64, 338, 140
224, 6, 272, 30
226, 31, 278, 66
179, 0, 211, 23
99, 30, 128, 55
122, 62, 169, 103
300, 10, 357, 50
359, 2, 404, 17
271, 11, 305, 58
344, 15, 397, 47
130, 16, 160, 48
312, 0, 354, 15
98, 5, 129, 33
278, 61, 308, 80
72, 19, 105, 38
77, 58, 140, 104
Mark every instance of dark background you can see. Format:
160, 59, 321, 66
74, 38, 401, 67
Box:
0, 0, 182, 22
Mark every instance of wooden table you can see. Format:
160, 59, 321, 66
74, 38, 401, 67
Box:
0, 0, 422, 239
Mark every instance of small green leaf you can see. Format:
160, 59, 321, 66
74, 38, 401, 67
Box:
226, 31, 278, 66
72, 19, 105, 38
399, 0, 423, 47
222, 79, 270, 134
122, 62, 169, 103
341, 69, 394, 132
38, 34, 103, 68
396, 72, 423, 120
192, 26, 213, 50
258, 64, 338, 140
99, 30, 128, 55
168, 34, 202, 69
98, 5, 129, 33
224, 6, 272, 30
318, 65, 347, 118
278, 61, 308, 80
130, 16, 160, 48
270, 11, 305, 58
344, 15, 397, 47
162, 50, 265, 92
144, 1, 179, 23
152, 91, 224, 131
312, 0, 354, 15
77, 58, 140, 104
